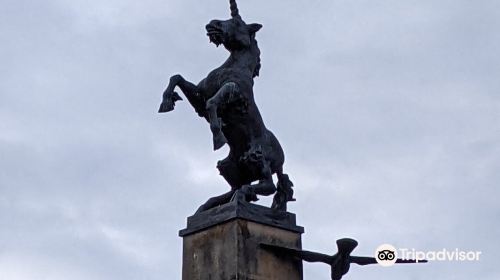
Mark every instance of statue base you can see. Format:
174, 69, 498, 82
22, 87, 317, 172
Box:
179, 199, 304, 280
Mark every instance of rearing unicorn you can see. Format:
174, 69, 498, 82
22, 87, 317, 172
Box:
159, 0, 295, 213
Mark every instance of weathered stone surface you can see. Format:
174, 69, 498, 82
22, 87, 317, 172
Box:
181, 219, 303, 280
179, 198, 304, 237
180, 200, 303, 279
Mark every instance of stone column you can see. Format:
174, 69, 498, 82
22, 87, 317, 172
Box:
179, 199, 304, 280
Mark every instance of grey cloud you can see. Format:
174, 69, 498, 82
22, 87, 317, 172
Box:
1, 0, 499, 279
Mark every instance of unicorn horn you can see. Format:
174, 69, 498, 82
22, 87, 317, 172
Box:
230, 0, 241, 18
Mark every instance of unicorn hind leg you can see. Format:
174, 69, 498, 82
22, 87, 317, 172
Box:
271, 168, 295, 212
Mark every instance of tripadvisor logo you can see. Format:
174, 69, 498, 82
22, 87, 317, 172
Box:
375, 244, 398, 266
375, 244, 482, 266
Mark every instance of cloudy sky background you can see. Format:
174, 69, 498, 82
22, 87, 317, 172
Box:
1, 0, 499, 279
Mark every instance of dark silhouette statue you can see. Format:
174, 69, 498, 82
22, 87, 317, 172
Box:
262, 238, 427, 280
158, 0, 294, 213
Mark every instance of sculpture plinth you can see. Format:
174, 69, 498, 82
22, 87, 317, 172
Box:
179, 199, 304, 280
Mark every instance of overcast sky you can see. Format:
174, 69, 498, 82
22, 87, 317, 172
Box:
1, 0, 499, 279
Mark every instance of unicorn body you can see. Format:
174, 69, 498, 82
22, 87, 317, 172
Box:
159, 0, 295, 212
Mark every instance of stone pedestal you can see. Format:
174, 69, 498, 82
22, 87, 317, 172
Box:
179, 199, 304, 280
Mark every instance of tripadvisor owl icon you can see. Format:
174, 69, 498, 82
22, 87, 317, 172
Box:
375, 244, 398, 266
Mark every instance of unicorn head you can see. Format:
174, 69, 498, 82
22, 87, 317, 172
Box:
205, 0, 262, 51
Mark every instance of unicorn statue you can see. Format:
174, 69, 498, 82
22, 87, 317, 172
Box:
159, 0, 295, 213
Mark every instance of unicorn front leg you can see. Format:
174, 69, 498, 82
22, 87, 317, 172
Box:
159, 74, 206, 116
206, 82, 238, 150
159, 74, 184, 113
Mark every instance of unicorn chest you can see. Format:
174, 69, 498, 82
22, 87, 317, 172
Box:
198, 71, 225, 97
199, 69, 249, 98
